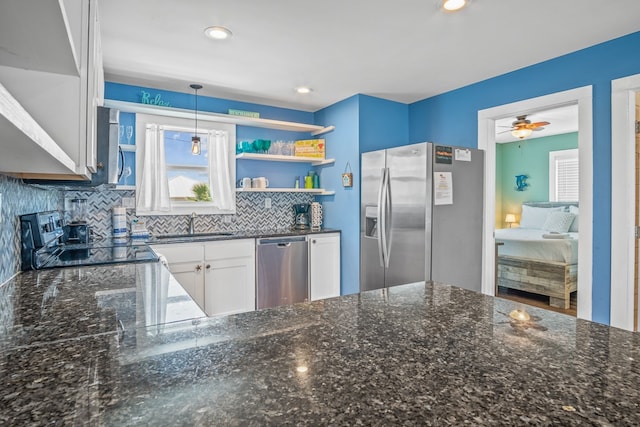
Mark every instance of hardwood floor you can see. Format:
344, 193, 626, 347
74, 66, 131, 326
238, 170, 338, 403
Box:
496, 286, 577, 317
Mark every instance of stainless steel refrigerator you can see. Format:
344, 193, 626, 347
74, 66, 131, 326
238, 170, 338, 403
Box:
360, 142, 484, 292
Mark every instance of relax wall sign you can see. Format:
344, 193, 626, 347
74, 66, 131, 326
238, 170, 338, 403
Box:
139, 91, 171, 107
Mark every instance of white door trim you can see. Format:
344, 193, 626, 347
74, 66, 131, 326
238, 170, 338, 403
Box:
478, 86, 593, 321
610, 73, 640, 331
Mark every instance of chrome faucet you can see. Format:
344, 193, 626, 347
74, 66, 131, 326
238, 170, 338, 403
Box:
188, 212, 197, 235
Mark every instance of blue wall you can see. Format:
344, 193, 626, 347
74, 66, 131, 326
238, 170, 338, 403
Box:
408, 31, 640, 324
359, 95, 409, 152
314, 96, 361, 295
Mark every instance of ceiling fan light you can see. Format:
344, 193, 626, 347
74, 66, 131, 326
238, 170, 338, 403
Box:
511, 128, 533, 139
204, 26, 232, 40
443, 0, 467, 11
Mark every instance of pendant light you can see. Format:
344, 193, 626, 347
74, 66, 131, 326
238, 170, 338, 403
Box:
190, 84, 203, 155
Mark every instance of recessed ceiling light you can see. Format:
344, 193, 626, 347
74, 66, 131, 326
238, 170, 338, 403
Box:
204, 26, 232, 40
442, 0, 467, 11
295, 86, 312, 94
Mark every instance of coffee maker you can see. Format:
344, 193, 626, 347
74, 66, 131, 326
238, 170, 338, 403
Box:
293, 204, 310, 230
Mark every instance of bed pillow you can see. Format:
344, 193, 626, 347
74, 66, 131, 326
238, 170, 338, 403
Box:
568, 205, 579, 232
542, 211, 576, 233
519, 205, 564, 229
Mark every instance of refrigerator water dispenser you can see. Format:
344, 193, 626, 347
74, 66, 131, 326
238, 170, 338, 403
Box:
365, 205, 378, 238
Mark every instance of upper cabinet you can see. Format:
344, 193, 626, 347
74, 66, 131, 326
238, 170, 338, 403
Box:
0, 0, 104, 179
0, 1, 82, 76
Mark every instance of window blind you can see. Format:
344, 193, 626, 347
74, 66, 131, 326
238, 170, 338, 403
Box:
555, 157, 579, 201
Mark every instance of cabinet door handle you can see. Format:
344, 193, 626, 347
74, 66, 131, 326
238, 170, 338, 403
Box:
195, 265, 202, 271
206, 264, 211, 269
312, 239, 316, 244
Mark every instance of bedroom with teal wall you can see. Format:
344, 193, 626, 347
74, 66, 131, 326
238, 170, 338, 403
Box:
496, 132, 578, 228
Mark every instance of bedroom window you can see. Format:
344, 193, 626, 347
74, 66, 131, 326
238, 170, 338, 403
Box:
549, 149, 579, 202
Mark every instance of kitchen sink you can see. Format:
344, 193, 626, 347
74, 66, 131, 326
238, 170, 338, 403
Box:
155, 232, 236, 239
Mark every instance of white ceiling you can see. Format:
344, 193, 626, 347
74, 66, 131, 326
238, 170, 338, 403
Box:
100, 0, 640, 112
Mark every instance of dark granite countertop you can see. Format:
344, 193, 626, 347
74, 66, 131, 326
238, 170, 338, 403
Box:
0, 262, 205, 350
2, 273, 640, 425
146, 227, 340, 245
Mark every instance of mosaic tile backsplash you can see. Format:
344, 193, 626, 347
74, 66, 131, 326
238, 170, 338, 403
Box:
61, 190, 316, 240
0, 175, 61, 284
0, 175, 315, 286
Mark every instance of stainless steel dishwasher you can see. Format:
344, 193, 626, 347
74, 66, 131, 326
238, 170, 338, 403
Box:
256, 236, 308, 309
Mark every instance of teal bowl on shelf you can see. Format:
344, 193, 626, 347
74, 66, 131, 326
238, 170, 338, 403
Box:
240, 140, 254, 153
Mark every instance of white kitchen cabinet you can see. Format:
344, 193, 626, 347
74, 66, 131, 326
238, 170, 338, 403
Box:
150, 243, 204, 309
169, 261, 205, 308
309, 233, 341, 301
151, 239, 256, 317
204, 240, 256, 317
0, 0, 103, 178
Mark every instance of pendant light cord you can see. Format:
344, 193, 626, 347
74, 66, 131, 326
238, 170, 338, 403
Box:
190, 84, 203, 138
195, 88, 198, 135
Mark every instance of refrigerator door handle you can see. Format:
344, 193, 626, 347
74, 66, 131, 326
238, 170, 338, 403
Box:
376, 168, 386, 268
380, 167, 391, 268
383, 167, 392, 267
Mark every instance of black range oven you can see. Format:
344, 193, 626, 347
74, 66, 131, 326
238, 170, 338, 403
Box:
20, 211, 158, 270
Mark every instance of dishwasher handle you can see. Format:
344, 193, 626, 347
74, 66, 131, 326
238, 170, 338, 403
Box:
257, 236, 307, 245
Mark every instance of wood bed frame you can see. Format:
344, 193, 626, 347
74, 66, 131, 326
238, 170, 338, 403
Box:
496, 202, 578, 310
497, 255, 577, 309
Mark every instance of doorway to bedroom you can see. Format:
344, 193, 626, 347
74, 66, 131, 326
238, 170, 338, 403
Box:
494, 105, 579, 316
478, 86, 593, 321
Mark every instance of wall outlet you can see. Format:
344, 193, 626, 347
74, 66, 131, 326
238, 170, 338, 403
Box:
265, 197, 272, 209
223, 215, 233, 223
122, 197, 135, 209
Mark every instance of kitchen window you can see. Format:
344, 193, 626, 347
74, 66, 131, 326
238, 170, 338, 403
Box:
549, 148, 579, 202
135, 113, 236, 215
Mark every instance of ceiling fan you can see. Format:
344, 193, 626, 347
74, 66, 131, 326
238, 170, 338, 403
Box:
501, 115, 550, 139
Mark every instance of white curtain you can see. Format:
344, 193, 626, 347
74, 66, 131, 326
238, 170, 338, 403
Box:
137, 124, 171, 213
208, 130, 235, 211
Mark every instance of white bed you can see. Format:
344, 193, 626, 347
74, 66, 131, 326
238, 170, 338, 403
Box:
495, 202, 579, 309
494, 228, 578, 264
